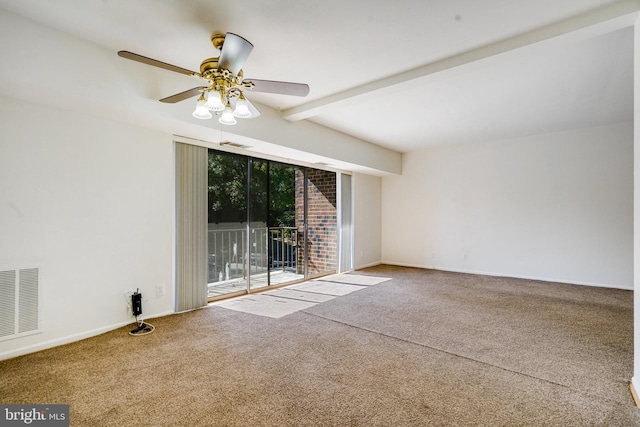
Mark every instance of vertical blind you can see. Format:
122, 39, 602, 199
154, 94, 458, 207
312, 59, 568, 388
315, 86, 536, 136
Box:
339, 173, 353, 273
175, 142, 208, 312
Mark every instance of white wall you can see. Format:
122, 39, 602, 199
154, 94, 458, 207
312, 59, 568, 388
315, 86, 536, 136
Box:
632, 15, 640, 400
382, 122, 633, 289
0, 96, 175, 359
353, 173, 382, 269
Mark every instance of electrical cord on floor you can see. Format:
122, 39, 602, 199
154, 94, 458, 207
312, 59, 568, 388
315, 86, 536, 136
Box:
129, 316, 155, 336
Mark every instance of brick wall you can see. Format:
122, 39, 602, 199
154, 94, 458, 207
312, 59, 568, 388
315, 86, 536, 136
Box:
295, 169, 337, 275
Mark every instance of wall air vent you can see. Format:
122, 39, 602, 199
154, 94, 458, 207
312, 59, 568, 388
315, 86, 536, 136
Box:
220, 141, 251, 149
0, 268, 40, 341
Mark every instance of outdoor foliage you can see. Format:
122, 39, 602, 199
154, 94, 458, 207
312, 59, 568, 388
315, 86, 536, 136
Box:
208, 152, 296, 227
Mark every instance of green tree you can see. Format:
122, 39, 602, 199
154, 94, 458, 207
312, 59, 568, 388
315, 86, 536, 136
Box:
208, 153, 248, 224
269, 164, 296, 227
208, 152, 296, 227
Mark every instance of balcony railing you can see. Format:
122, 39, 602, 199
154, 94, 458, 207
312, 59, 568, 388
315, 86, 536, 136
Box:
207, 226, 298, 285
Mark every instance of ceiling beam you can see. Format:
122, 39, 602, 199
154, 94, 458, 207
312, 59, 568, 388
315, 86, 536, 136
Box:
282, 0, 640, 122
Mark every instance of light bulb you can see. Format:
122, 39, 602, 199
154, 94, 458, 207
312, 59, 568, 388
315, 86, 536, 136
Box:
219, 102, 237, 125
192, 94, 212, 119
233, 94, 252, 118
205, 90, 225, 112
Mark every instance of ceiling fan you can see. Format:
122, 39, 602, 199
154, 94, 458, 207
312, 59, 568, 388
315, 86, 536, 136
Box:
118, 32, 309, 125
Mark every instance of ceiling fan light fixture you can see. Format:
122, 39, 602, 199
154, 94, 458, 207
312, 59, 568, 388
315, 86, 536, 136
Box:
233, 93, 252, 118
205, 90, 225, 112
118, 32, 309, 123
192, 93, 212, 119
219, 102, 237, 125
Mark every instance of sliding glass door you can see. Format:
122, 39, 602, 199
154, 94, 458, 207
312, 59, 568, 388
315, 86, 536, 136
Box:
206, 149, 338, 300
207, 153, 249, 298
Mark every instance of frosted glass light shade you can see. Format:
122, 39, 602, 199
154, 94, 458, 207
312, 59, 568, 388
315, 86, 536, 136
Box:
219, 103, 237, 125
233, 96, 252, 118
192, 97, 212, 119
205, 90, 225, 112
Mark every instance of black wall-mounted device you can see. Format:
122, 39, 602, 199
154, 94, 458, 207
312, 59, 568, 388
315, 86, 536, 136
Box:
132, 291, 142, 316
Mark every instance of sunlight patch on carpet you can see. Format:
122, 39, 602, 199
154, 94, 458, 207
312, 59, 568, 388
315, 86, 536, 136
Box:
213, 295, 317, 318
213, 275, 390, 318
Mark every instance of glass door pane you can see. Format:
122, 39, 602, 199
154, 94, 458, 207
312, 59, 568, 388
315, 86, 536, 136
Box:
248, 159, 269, 291
206, 152, 249, 298
303, 168, 338, 278
268, 163, 303, 286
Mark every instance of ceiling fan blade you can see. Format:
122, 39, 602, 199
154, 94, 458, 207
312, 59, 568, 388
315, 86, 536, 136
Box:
159, 87, 207, 103
218, 33, 253, 76
118, 51, 199, 77
244, 97, 261, 118
229, 96, 261, 118
246, 79, 309, 97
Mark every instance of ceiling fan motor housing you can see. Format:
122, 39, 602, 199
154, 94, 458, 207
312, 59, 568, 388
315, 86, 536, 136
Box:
210, 34, 226, 50
199, 57, 219, 75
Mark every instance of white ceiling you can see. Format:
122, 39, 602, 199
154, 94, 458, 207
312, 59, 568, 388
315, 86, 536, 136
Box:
0, 0, 634, 154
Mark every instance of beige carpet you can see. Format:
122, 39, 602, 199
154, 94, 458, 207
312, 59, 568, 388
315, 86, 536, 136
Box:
0, 265, 637, 426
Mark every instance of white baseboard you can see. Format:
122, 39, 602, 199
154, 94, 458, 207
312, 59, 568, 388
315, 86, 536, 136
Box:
354, 260, 382, 270
379, 261, 632, 290
0, 310, 174, 361
631, 377, 640, 406
381, 261, 435, 270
